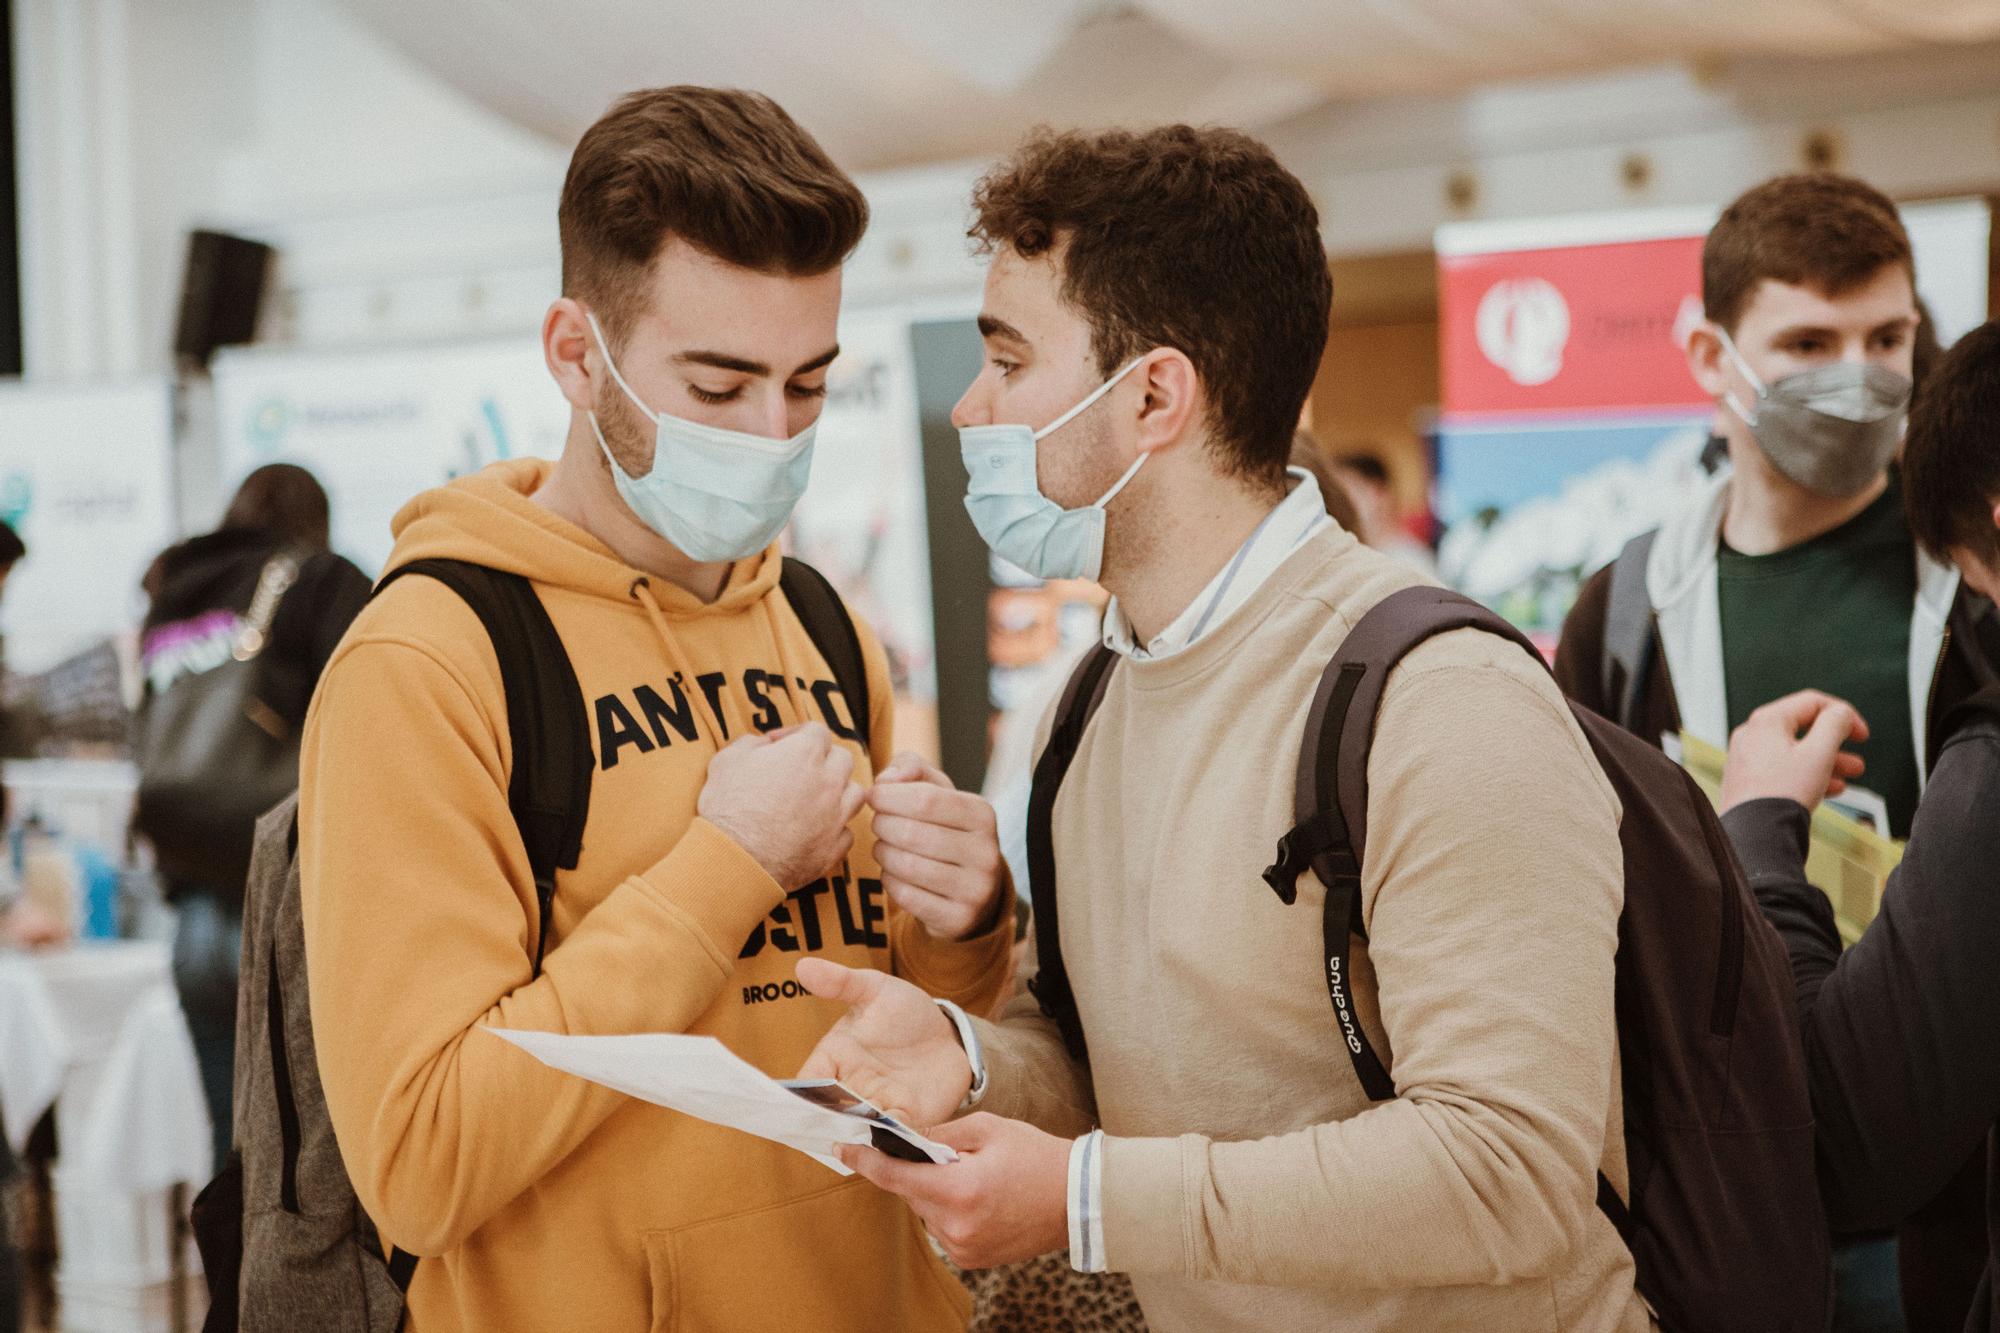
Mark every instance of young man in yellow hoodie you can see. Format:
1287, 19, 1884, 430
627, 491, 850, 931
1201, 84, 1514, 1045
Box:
298, 87, 1015, 1332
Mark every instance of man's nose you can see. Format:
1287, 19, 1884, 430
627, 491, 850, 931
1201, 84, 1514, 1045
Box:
950, 381, 987, 430
755, 390, 792, 439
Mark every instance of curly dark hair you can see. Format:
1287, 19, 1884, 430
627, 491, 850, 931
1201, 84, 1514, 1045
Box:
970, 124, 1332, 488
1904, 320, 2000, 564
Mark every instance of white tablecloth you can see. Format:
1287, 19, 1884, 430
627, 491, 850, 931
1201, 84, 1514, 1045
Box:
0, 940, 212, 1191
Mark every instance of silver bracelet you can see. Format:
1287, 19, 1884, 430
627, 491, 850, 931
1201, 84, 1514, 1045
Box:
935, 998, 988, 1111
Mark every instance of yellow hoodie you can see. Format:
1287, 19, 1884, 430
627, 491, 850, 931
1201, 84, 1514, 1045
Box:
298, 459, 1011, 1332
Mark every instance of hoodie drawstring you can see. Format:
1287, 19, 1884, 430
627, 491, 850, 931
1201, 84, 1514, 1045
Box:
760, 594, 821, 732
627, 576, 824, 749
629, 578, 735, 748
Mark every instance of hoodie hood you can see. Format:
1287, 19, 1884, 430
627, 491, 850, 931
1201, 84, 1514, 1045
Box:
382, 458, 784, 619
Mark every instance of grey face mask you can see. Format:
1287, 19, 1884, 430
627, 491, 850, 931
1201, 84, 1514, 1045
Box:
1717, 329, 1911, 499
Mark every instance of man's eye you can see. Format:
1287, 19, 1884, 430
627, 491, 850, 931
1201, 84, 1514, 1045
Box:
992, 359, 1019, 379
688, 385, 740, 405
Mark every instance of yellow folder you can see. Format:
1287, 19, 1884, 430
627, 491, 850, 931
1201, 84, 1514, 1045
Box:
1678, 732, 1904, 947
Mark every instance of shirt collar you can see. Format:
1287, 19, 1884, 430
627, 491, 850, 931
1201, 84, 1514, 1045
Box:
1103, 467, 1331, 661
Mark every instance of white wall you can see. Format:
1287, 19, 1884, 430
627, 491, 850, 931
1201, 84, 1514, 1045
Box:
9, 0, 569, 380
1268, 44, 2000, 257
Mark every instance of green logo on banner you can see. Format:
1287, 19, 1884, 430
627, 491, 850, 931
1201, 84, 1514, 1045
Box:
0, 473, 32, 530
249, 398, 291, 453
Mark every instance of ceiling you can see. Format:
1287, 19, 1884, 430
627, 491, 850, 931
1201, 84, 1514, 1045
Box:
332, 0, 2000, 170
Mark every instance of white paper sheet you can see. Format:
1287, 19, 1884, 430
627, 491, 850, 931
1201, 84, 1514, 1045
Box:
490, 1029, 956, 1175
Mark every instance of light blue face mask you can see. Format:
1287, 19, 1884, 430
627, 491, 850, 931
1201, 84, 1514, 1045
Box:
586, 311, 817, 563
957, 358, 1148, 581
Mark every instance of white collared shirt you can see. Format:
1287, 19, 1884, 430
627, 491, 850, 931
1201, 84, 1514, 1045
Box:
1100, 467, 1333, 662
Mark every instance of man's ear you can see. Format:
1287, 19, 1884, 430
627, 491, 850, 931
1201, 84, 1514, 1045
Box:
1686, 321, 1729, 400
544, 298, 597, 414
1132, 349, 1199, 457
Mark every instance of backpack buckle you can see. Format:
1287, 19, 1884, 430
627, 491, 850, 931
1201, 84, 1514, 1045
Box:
1262, 833, 1308, 905
1261, 813, 1356, 906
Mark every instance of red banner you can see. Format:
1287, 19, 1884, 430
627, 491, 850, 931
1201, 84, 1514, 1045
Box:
1440, 234, 1709, 418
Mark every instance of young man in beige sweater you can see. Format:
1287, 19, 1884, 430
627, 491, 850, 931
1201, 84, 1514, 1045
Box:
795, 124, 1653, 1332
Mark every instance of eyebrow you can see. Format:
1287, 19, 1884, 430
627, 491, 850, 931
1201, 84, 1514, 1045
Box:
1769, 315, 1917, 342
977, 315, 1027, 344
674, 345, 841, 377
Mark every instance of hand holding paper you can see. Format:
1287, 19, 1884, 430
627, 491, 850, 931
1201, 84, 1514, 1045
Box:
489, 1028, 955, 1175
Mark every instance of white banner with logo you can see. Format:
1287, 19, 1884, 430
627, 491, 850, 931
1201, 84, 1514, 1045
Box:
214, 321, 940, 705
0, 380, 175, 674
212, 339, 571, 575
788, 309, 939, 705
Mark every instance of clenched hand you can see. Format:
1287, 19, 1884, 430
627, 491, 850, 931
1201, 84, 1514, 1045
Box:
699, 722, 866, 889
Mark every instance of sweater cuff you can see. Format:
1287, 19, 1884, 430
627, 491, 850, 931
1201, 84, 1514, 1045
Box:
630, 818, 785, 966
1098, 1134, 1193, 1277
1719, 798, 1812, 885
890, 891, 1016, 1006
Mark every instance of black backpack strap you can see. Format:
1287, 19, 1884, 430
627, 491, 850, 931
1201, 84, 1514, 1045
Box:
1261, 587, 1631, 1231
1025, 645, 1120, 1063
365, 559, 591, 1294
1603, 529, 1658, 735
1263, 586, 1542, 1104
779, 557, 872, 745
372, 560, 590, 979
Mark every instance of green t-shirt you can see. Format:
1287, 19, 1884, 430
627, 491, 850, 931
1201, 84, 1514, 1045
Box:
1717, 480, 1918, 836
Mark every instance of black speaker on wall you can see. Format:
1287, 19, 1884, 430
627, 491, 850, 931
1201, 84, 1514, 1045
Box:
174, 229, 274, 369
1, 0, 23, 377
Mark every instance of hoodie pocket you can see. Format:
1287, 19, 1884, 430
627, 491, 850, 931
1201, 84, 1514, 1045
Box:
644, 1175, 970, 1333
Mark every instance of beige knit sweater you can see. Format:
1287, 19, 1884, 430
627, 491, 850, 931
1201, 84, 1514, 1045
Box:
975, 526, 1654, 1331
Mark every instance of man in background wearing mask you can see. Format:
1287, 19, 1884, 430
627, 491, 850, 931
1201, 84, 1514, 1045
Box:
1556, 173, 2000, 1329
299, 87, 1013, 1332
1559, 172, 2000, 840
792, 125, 1648, 1332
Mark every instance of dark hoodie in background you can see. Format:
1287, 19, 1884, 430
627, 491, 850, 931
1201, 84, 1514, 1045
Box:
138, 526, 370, 1168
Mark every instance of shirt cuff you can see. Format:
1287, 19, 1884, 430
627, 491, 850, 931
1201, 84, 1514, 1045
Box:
1067, 1130, 1107, 1273
935, 999, 987, 1111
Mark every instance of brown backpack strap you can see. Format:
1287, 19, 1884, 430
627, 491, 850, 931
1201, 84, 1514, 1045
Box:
1262, 585, 1543, 1104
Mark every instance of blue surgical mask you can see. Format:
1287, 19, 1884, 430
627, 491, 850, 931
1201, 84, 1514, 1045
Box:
958, 358, 1148, 581
586, 311, 817, 562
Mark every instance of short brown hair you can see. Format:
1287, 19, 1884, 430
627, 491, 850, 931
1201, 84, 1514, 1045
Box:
971, 125, 1331, 487
559, 87, 868, 337
1703, 173, 1912, 332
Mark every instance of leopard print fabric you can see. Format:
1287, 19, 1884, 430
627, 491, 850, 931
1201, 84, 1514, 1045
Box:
952, 1252, 1149, 1332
